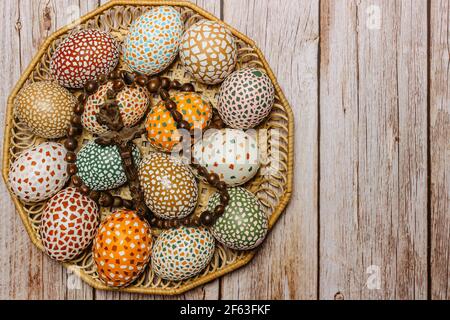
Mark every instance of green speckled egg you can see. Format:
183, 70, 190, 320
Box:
151, 226, 215, 281
208, 187, 268, 250
76, 141, 141, 191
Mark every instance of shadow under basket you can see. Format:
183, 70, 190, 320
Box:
2, 0, 294, 295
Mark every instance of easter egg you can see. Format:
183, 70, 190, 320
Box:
152, 227, 215, 281
124, 6, 183, 75
40, 188, 99, 262
82, 82, 150, 135
50, 29, 119, 88
180, 20, 237, 85
76, 141, 141, 191
193, 129, 260, 187
145, 92, 212, 152
138, 153, 198, 220
218, 68, 275, 129
93, 210, 152, 287
209, 188, 267, 250
14, 81, 76, 139
8, 142, 69, 203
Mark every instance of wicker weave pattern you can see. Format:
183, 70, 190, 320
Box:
2, 0, 294, 295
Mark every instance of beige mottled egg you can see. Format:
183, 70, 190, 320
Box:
82, 82, 150, 135
180, 20, 237, 85
14, 81, 76, 139
40, 188, 99, 262
138, 153, 198, 220
8, 142, 69, 203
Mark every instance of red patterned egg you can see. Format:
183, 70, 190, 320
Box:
50, 29, 120, 88
82, 82, 150, 135
93, 210, 152, 287
8, 142, 69, 203
40, 188, 99, 262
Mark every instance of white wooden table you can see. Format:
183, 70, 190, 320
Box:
0, 0, 448, 300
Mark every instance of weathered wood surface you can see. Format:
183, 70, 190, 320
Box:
0, 0, 448, 300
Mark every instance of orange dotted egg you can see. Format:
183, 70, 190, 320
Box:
145, 92, 212, 152
93, 210, 152, 287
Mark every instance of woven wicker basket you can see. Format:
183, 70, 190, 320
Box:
2, 0, 294, 295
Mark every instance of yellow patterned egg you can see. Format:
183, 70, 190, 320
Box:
14, 81, 76, 139
145, 92, 212, 152
180, 20, 237, 85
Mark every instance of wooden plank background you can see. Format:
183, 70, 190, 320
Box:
0, 0, 448, 300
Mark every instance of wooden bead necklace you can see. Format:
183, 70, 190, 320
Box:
63, 70, 229, 229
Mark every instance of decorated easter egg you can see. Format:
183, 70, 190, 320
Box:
124, 6, 183, 75
218, 68, 275, 129
139, 153, 198, 220
145, 92, 212, 152
180, 20, 237, 85
93, 210, 152, 287
8, 142, 69, 203
209, 187, 267, 250
152, 227, 215, 281
40, 188, 99, 262
82, 82, 150, 135
50, 29, 119, 88
76, 141, 141, 191
14, 81, 76, 139
193, 129, 260, 187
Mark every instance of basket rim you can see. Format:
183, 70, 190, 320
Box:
1, 0, 295, 296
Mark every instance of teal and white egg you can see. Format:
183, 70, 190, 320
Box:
193, 129, 260, 187
76, 141, 141, 191
124, 6, 183, 76
208, 187, 268, 250
151, 227, 215, 281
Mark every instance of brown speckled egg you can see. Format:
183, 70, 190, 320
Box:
144, 92, 212, 152
93, 210, 152, 287
40, 188, 99, 262
82, 82, 150, 135
50, 29, 120, 88
180, 20, 237, 85
8, 142, 69, 203
138, 153, 198, 220
14, 81, 76, 139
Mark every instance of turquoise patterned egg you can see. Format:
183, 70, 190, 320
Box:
76, 141, 141, 191
124, 6, 183, 76
152, 227, 215, 281
208, 188, 268, 251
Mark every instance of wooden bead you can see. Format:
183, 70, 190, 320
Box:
148, 76, 161, 93
67, 126, 80, 137
163, 220, 172, 229
150, 217, 158, 226
170, 80, 182, 89
159, 89, 170, 101
172, 110, 183, 123
113, 196, 123, 208
198, 167, 208, 177
67, 163, 78, 175
220, 193, 230, 205
201, 211, 214, 226
191, 216, 202, 226
156, 220, 164, 229
89, 190, 101, 202
160, 77, 171, 90
71, 115, 82, 127
73, 104, 84, 115
123, 199, 134, 209
98, 74, 108, 84
166, 100, 177, 111
64, 138, 78, 151
85, 80, 99, 94
65, 152, 76, 163
106, 89, 117, 99
217, 181, 228, 191
181, 83, 195, 92
122, 71, 135, 85
72, 176, 82, 187
109, 70, 122, 79
207, 173, 220, 185
177, 120, 191, 130
214, 205, 226, 216
80, 184, 90, 195
170, 220, 179, 228
99, 192, 113, 207
112, 79, 125, 91
135, 75, 148, 87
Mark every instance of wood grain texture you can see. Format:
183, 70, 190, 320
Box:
319, 0, 428, 300
430, 0, 450, 301
221, 0, 319, 300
